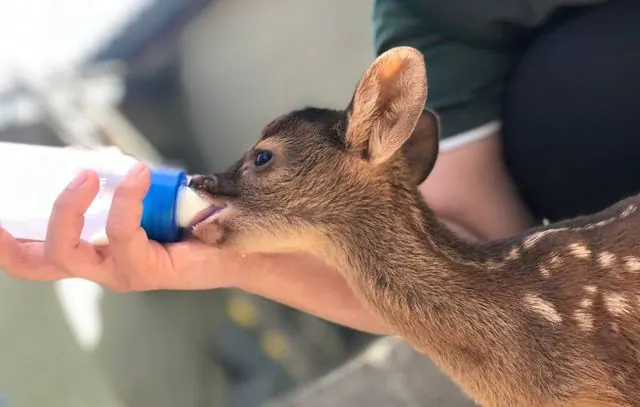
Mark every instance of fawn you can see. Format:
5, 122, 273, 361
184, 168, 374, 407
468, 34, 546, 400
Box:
188, 46, 640, 407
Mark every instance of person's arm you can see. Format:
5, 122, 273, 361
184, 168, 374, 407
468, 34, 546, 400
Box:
0, 165, 392, 335
0, 1, 536, 338
0, 139, 531, 337
233, 251, 391, 335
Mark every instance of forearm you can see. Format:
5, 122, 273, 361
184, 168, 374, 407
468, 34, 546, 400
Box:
233, 251, 391, 335
420, 131, 537, 242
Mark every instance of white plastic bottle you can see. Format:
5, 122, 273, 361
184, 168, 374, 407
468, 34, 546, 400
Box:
0, 141, 211, 244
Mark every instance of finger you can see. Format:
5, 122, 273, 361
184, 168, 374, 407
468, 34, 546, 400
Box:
0, 228, 67, 280
106, 162, 152, 267
44, 170, 102, 266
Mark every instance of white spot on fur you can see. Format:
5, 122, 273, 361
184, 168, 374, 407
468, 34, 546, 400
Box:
484, 260, 502, 270
584, 285, 598, 294
523, 233, 543, 249
505, 246, 520, 260
523, 229, 567, 249
597, 251, 616, 268
624, 256, 640, 272
540, 266, 550, 278
583, 218, 616, 230
549, 255, 562, 267
573, 310, 594, 332
522, 217, 617, 250
610, 322, 621, 333
568, 242, 591, 259
580, 298, 593, 308
523, 293, 562, 324
620, 204, 637, 218
603, 292, 630, 316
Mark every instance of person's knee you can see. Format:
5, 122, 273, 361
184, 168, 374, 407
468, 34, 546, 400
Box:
502, 0, 640, 221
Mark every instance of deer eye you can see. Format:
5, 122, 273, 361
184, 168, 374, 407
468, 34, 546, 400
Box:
254, 150, 273, 167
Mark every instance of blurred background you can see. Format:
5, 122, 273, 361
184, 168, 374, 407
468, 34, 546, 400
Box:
0, 1, 475, 406
0, 1, 378, 406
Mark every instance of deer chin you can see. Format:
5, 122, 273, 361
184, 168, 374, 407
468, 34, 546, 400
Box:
190, 203, 235, 246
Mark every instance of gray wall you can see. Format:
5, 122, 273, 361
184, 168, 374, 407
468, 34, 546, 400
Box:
179, 0, 375, 173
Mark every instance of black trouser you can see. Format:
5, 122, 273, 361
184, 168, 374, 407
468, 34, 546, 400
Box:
502, 0, 640, 223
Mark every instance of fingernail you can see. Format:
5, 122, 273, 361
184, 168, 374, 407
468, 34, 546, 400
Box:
128, 162, 148, 176
68, 171, 89, 189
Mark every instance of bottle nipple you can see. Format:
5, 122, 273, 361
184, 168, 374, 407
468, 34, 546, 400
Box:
175, 186, 211, 228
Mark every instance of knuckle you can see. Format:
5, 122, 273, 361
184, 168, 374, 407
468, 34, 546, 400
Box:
43, 247, 67, 268
111, 275, 140, 293
102, 271, 130, 293
106, 216, 140, 243
51, 191, 75, 214
114, 177, 146, 201
121, 273, 155, 292
114, 180, 137, 198
42, 243, 75, 271
108, 283, 131, 294
105, 220, 129, 240
107, 267, 137, 293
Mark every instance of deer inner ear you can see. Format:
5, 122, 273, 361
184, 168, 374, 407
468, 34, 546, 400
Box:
345, 46, 428, 166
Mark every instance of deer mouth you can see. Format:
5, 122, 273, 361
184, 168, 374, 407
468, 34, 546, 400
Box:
189, 204, 228, 227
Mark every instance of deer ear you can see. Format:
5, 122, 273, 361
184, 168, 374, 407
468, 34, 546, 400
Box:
345, 46, 427, 165
401, 108, 440, 185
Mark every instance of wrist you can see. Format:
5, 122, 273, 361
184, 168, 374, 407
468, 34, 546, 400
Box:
166, 242, 254, 290
219, 250, 278, 291
228, 251, 285, 291
216, 250, 252, 289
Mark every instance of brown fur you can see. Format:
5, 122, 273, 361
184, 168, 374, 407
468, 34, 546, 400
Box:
189, 46, 640, 407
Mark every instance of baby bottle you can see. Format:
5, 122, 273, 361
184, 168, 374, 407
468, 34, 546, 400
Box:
0, 141, 210, 244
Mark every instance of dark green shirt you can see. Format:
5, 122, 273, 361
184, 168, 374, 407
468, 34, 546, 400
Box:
373, 0, 606, 141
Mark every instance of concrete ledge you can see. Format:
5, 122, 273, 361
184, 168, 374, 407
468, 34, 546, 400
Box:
266, 337, 475, 407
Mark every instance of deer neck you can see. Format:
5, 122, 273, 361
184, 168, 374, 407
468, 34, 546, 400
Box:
323, 194, 519, 371
314, 189, 640, 406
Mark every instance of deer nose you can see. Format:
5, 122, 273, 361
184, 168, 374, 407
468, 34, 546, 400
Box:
188, 174, 218, 193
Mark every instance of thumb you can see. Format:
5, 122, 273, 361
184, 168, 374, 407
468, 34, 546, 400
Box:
106, 162, 152, 262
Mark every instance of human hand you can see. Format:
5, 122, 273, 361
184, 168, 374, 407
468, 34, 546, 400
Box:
0, 161, 391, 334
0, 163, 243, 292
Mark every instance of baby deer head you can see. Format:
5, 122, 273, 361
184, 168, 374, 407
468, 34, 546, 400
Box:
189, 46, 439, 257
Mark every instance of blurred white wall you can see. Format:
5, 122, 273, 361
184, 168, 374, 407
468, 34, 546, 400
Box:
180, 0, 374, 172
0, 0, 149, 90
